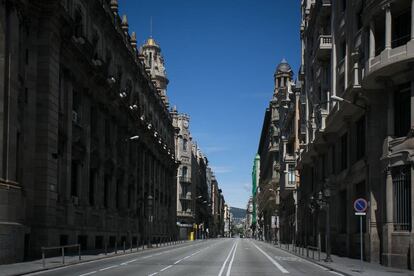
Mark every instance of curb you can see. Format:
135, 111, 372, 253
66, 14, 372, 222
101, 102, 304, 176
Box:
5, 241, 191, 276
260, 241, 353, 276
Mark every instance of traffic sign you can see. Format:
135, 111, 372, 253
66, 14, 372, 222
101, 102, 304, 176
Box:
354, 198, 368, 213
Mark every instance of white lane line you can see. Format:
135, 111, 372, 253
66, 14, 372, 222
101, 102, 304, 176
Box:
251, 242, 289, 274
120, 258, 138, 265
79, 271, 97, 276
174, 259, 182, 264
160, 265, 173, 272
261, 242, 330, 272
329, 271, 344, 276
218, 241, 237, 276
148, 273, 158, 276
99, 265, 119, 271
226, 241, 238, 276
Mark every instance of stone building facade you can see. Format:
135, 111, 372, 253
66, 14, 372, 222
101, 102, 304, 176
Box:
297, 0, 414, 269
0, 0, 178, 264
172, 110, 195, 240
274, 60, 301, 244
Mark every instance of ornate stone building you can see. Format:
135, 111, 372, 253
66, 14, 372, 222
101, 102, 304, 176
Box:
297, 0, 414, 269
0, 0, 178, 264
274, 60, 301, 244
172, 109, 195, 239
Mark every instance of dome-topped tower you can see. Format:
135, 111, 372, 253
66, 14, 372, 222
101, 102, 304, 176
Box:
140, 37, 169, 107
274, 58, 293, 91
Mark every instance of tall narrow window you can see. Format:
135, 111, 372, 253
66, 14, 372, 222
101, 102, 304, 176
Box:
288, 164, 295, 187
89, 169, 96, 206
341, 133, 348, 170
394, 83, 411, 137
182, 166, 188, 178
392, 10, 411, 48
356, 116, 366, 161
183, 139, 188, 151
392, 165, 412, 231
71, 161, 78, 197
104, 176, 109, 208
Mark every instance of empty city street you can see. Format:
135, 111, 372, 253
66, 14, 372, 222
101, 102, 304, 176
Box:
24, 239, 342, 276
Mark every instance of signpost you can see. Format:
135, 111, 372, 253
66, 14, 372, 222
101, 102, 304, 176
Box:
354, 198, 368, 272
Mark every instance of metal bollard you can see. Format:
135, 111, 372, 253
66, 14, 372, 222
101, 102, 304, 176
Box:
62, 247, 65, 264
115, 241, 118, 254
123, 241, 126, 254
105, 242, 107, 255
78, 244, 81, 260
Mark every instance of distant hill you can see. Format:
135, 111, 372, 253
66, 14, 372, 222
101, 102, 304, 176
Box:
230, 207, 246, 219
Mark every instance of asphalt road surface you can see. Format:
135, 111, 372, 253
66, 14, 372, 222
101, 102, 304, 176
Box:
26, 238, 344, 276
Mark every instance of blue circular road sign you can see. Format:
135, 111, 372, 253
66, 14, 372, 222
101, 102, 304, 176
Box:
354, 198, 368, 212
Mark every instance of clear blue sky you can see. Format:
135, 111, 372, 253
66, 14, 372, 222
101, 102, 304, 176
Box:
119, 0, 301, 209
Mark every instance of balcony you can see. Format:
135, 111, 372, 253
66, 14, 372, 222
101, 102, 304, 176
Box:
179, 176, 191, 183
180, 192, 192, 200
316, 35, 332, 60
177, 211, 194, 218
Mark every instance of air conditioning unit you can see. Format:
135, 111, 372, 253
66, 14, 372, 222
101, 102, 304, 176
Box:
72, 111, 79, 124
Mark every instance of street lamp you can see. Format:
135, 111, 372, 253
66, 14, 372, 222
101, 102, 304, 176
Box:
311, 186, 332, 262
331, 95, 366, 110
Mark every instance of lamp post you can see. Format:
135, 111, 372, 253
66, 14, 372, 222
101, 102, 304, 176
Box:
331, 95, 367, 110
147, 195, 153, 248
311, 186, 332, 262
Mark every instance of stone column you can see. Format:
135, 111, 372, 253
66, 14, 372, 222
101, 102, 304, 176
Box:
385, 4, 392, 49
369, 21, 376, 58
411, 0, 414, 40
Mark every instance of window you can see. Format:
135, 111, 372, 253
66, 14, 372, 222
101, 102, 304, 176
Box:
392, 165, 412, 231
288, 164, 295, 187
356, 116, 365, 161
356, 7, 363, 31
339, 190, 347, 233
182, 166, 188, 178
341, 0, 346, 12
71, 161, 78, 196
392, 10, 411, 48
74, 6, 84, 37
104, 175, 110, 208
341, 133, 348, 170
340, 41, 346, 61
89, 169, 96, 206
394, 83, 411, 137
183, 139, 188, 151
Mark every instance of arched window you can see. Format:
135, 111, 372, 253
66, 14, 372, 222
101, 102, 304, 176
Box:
182, 166, 188, 178
183, 139, 188, 151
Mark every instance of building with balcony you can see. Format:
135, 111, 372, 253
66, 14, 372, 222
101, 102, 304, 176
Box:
172, 109, 195, 240
297, 0, 414, 269
0, 0, 179, 264
275, 59, 301, 244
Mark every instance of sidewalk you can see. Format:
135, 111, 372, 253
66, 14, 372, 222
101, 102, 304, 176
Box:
0, 240, 188, 276
274, 242, 414, 276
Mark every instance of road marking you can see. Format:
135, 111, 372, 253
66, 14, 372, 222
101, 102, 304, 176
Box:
226, 241, 238, 276
174, 259, 182, 264
79, 271, 97, 276
160, 265, 173, 272
120, 258, 138, 265
99, 265, 119, 271
251, 242, 289, 274
148, 273, 158, 276
218, 241, 237, 276
329, 271, 344, 276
